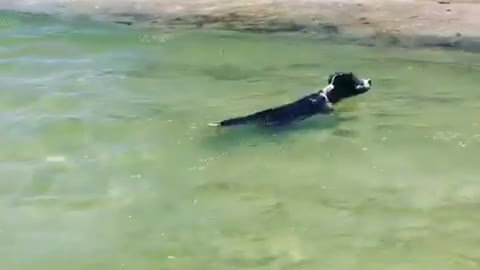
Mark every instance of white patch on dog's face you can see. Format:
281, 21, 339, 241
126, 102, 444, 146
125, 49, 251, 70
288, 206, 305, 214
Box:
363, 79, 371, 89
355, 79, 371, 90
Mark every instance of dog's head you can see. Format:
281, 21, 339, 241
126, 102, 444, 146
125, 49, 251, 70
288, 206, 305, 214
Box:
324, 72, 371, 104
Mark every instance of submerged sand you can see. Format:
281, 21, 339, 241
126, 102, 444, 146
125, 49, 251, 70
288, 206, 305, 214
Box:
3, 0, 480, 51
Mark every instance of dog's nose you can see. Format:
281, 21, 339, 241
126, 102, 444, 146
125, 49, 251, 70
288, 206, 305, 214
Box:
367, 79, 372, 86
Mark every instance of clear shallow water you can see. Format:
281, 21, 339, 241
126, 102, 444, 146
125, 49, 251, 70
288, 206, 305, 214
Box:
1, 11, 480, 270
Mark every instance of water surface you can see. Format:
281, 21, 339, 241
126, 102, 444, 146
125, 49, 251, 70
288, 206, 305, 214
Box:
1, 11, 480, 270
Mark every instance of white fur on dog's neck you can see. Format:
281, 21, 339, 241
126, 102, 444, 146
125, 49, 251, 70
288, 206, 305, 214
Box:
322, 84, 334, 93
318, 84, 334, 110
318, 84, 334, 102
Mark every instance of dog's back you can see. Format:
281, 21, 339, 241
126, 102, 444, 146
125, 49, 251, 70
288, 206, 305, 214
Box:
216, 93, 331, 127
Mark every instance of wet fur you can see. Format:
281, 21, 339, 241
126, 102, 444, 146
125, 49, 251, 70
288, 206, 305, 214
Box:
209, 72, 372, 128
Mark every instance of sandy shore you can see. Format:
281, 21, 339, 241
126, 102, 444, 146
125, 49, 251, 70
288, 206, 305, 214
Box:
3, 0, 480, 51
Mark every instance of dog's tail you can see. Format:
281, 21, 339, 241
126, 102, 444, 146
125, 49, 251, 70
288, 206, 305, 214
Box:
208, 111, 265, 127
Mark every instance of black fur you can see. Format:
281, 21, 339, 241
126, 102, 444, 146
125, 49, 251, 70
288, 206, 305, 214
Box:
212, 72, 372, 127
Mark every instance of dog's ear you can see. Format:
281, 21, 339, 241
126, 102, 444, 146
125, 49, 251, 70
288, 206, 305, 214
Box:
328, 72, 353, 84
328, 72, 341, 84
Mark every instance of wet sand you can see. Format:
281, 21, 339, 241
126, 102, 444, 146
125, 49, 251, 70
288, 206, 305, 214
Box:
3, 0, 480, 51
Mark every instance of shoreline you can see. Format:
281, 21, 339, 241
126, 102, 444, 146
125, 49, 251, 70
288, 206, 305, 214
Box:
3, 0, 480, 52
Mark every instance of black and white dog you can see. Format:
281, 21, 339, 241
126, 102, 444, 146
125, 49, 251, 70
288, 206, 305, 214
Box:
209, 72, 372, 127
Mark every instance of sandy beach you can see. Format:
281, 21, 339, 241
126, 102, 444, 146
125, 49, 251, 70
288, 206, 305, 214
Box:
3, 0, 480, 51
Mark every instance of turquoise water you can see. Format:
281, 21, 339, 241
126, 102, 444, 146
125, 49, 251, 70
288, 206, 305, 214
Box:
1, 11, 480, 270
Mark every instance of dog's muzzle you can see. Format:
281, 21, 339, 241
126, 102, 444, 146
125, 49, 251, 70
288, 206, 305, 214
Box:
356, 79, 372, 92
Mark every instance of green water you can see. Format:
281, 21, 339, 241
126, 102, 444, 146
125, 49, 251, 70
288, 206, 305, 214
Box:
1, 11, 480, 270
